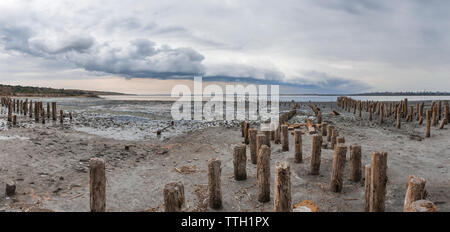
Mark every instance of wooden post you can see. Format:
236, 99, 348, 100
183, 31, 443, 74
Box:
426, 110, 431, 138
35, 102, 39, 122
349, 144, 362, 182
403, 176, 426, 212
60, 110, 64, 123
163, 182, 185, 212
330, 144, 347, 192
7, 104, 12, 122
263, 130, 271, 148
90, 158, 106, 212
52, 102, 57, 121
309, 134, 322, 175
331, 129, 339, 149
379, 104, 383, 124
439, 118, 446, 129
364, 165, 371, 212
432, 105, 438, 126
257, 145, 271, 203
327, 125, 334, 142
13, 115, 17, 126
248, 128, 258, 165
337, 136, 345, 145
256, 133, 266, 160
396, 106, 401, 129
294, 129, 302, 163
47, 102, 50, 119
243, 122, 249, 144
241, 121, 245, 137
369, 106, 373, 121
69, 112, 73, 121
274, 124, 281, 144
29, 100, 33, 118
5, 180, 16, 196
274, 162, 291, 212
233, 145, 247, 181
321, 122, 328, 137
438, 101, 442, 120
281, 125, 289, 152
208, 159, 222, 209
317, 111, 322, 124
445, 103, 449, 125
370, 152, 388, 212
405, 200, 436, 212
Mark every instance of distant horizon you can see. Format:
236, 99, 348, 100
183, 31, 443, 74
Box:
2, 81, 450, 97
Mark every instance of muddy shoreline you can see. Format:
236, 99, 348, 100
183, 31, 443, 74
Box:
0, 100, 448, 212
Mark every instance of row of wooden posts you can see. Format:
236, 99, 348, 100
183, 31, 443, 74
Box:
337, 96, 449, 137
0, 97, 72, 125
85, 103, 434, 212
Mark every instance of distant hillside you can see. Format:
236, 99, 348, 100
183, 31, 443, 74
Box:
351, 91, 450, 96
0, 84, 125, 97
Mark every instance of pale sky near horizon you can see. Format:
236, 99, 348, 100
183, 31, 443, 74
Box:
1, 0, 450, 94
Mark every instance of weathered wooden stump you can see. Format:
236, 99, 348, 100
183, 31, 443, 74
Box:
233, 145, 247, 181
243, 122, 249, 144
426, 110, 431, 137
256, 133, 266, 160
60, 110, 64, 123
349, 144, 362, 182
248, 128, 258, 165
274, 162, 291, 212
6, 180, 16, 196
403, 175, 426, 212
364, 165, 371, 212
208, 159, 222, 209
327, 125, 334, 142
396, 107, 401, 129
321, 122, 328, 137
90, 158, 106, 212
163, 182, 185, 212
330, 144, 347, 192
257, 145, 271, 203
294, 129, 302, 163
274, 125, 281, 144
52, 102, 57, 121
337, 136, 345, 145
12, 115, 17, 126
309, 134, 322, 175
331, 129, 339, 149
47, 102, 50, 119
281, 125, 289, 152
263, 130, 271, 148
369, 152, 388, 212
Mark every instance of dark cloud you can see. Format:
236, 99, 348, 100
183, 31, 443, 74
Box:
0, 25, 206, 78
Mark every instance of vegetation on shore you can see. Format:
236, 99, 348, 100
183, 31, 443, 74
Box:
0, 84, 124, 97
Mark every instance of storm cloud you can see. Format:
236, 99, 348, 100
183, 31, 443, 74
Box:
1, 0, 450, 93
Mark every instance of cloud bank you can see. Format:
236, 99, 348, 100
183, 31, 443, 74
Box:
1, 0, 450, 93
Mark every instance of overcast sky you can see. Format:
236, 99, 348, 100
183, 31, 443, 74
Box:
1, 0, 449, 94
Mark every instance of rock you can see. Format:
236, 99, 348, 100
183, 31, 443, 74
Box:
293, 200, 319, 212
406, 200, 436, 212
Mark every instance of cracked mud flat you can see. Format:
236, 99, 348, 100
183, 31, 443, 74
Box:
0, 99, 448, 212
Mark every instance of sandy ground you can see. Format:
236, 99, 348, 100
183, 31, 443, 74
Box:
0, 101, 448, 212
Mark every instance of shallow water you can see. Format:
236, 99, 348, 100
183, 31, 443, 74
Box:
5, 95, 449, 141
